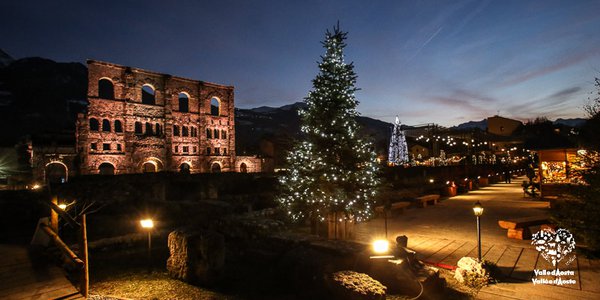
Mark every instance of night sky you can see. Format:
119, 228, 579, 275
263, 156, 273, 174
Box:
2, 0, 599, 126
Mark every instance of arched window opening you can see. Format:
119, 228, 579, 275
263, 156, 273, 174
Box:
214, 129, 219, 139
206, 128, 212, 139
89, 118, 99, 131
114, 120, 123, 133
210, 97, 220, 116
142, 162, 156, 173
221, 130, 227, 139
102, 119, 111, 132
223, 148, 227, 155
240, 163, 248, 173
142, 84, 155, 105
135, 122, 143, 134
178, 92, 189, 112
211, 163, 221, 173
173, 125, 180, 136
191, 127, 197, 137
145, 122, 153, 135
182, 126, 189, 137
98, 79, 114, 99
99, 162, 115, 175
180, 163, 190, 174
155, 123, 161, 135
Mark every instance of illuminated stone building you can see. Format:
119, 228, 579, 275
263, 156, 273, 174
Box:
76, 60, 264, 175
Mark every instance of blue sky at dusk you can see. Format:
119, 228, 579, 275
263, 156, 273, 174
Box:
1, 0, 599, 126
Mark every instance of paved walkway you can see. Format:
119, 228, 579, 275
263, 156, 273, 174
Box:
0, 244, 84, 300
355, 177, 600, 299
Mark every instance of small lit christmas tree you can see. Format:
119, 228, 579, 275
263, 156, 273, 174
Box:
388, 116, 409, 165
278, 24, 379, 227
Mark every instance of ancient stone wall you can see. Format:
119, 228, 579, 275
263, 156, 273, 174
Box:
77, 60, 255, 175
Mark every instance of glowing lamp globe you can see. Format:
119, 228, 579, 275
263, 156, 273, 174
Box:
473, 201, 484, 217
58, 204, 67, 210
140, 219, 154, 229
372, 239, 390, 254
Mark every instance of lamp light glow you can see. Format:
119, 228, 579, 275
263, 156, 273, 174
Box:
140, 219, 154, 229
58, 204, 67, 210
372, 239, 390, 254
473, 201, 484, 216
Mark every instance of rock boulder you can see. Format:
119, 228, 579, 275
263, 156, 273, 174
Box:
166, 228, 225, 286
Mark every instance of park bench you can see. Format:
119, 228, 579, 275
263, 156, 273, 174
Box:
415, 194, 440, 208
374, 201, 411, 217
498, 216, 550, 240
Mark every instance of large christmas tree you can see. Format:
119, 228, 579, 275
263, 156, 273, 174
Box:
388, 116, 409, 165
279, 25, 379, 225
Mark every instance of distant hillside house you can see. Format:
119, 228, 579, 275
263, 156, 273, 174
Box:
74, 60, 269, 176
487, 115, 522, 136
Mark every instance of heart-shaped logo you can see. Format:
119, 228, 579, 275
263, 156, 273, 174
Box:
531, 228, 576, 267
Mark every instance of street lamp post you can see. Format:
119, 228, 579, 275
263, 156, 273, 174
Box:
140, 219, 154, 271
473, 201, 484, 262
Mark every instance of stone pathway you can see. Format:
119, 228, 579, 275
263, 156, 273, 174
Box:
0, 244, 84, 300
355, 177, 600, 299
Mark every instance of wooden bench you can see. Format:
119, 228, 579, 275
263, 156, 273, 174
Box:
415, 194, 440, 208
374, 201, 411, 217
498, 216, 550, 239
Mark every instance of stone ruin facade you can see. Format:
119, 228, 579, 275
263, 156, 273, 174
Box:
76, 60, 264, 175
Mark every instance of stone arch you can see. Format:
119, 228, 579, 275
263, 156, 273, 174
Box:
141, 157, 163, 173
210, 162, 222, 173
142, 84, 156, 105
114, 120, 123, 132
179, 162, 191, 174
45, 161, 68, 184
98, 78, 114, 99
98, 162, 116, 175
102, 119, 111, 132
178, 92, 189, 112
239, 162, 248, 173
210, 97, 220, 116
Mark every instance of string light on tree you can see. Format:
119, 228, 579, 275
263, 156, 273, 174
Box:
278, 24, 379, 226
388, 116, 409, 166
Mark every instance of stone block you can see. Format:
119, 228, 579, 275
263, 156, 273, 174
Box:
166, 228, 225, 286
